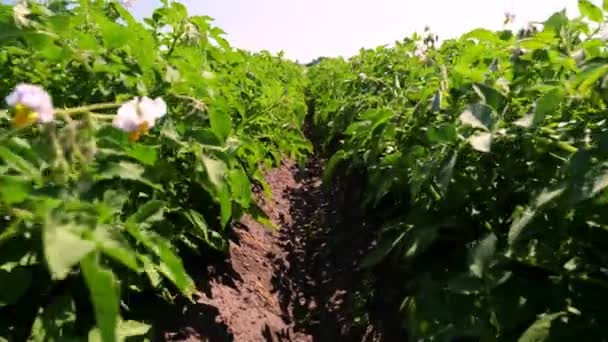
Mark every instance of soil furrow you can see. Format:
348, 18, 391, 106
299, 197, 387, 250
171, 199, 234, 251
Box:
158, 155, 390, 342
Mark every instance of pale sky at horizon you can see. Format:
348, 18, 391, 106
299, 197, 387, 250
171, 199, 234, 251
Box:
4, 1, 597, 62
128, 0, 587, 62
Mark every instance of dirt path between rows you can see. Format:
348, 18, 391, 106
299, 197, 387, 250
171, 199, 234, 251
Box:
154, 154, 403, 341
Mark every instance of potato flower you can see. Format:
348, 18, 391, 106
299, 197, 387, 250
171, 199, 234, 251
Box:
414, 42, 428, 59
112, 96, 167, 142
5, 83, 54, 127
183, 22, 201, 43
13, 1, 31, 28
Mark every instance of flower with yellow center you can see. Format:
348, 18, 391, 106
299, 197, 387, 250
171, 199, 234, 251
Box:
6, 83, 54, 128
112, 96, 167, 142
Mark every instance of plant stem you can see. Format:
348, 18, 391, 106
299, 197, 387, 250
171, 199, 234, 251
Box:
0, 126, 27, 143
89, 112, 116, 121
556, 141, 577, 154
56, 102, 122, 116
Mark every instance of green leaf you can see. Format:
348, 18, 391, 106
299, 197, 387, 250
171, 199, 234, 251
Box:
533, 185, 566, 208
103, 190, 129, 215
160, 118, 181, 142
430, 91, 441, 112
96, 15, 132, 49
515, 88, 563, 128
463, 28, 500, 43
0, 146, 39, 179
518, 31, 557, 50
218, 185, 232, 228
94, 228, 140, 272
323, 150, 349, 184
228, 168, 253, 208
95, 161, 161, 190
575, 62, 608, 94
508, 207, 536, 246
201, 155, 227, 189
43, 222, 96, 280
362, 222, 438, 268
604, 0, 608, 11
536, 88, 564, 120
563, 257, 581, 272
473, 83, 505, 112
459, 103, 494, 131
209, 108, 232, 142
0, 175, 31, 204
510, 184, 566, 246
469, 233, 497, 278
126, 144, 158, 166
125, 222, 195, 297
446, 273, 484, 295
468, 132, 492, 152
29, 293, 79, 341
361, 229, 406, 268
0, 267, 31, 307
518, 312, 565, 342
81, 254, 119, 342
97, 161, 143, 179
26, 33, 66, 62
402, 225, 438, 259
128, 200, 166, 225
427, 124, 457, 143
140, 255, 162, 288
249, 204, 279, 231
437, 150, 458, 194
183, 209, 209, 242
579, 0, 603, 22
117, 320, 151, 339
111, 1, 138, 26
514, 112, 536, 128
544, 10, 569, 33
591, 168, 608, 197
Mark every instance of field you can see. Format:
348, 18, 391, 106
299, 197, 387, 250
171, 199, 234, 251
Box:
2, 1, 608, 341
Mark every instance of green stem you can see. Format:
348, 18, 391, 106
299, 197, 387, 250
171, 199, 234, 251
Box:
0, 126, 27, 143
89, 112, 116, 121
55, 102, 122, 116
539, 127, 578, 153
556, 141, 578, 154
166, 22, 185, 59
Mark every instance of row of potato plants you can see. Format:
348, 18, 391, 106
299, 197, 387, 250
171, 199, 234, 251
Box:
307, 1, 608, 340
0, 1, 310, 341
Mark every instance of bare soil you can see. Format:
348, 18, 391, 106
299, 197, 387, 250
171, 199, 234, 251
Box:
153, 155, 404, 342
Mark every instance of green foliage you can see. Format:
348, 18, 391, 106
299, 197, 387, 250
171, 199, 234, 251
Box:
0, 0, 310, 340
308, 8, 608, 341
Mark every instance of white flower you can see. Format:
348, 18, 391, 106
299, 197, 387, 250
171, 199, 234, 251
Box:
113, 96, 167, 142
414, 42, 428, 59
13, 1, 31, 28
183, 22, 201, 43
6, 83, 54, 127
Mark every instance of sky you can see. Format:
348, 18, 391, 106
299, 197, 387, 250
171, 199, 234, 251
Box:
3, 0, 593, 62
127, 0, 586, 63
